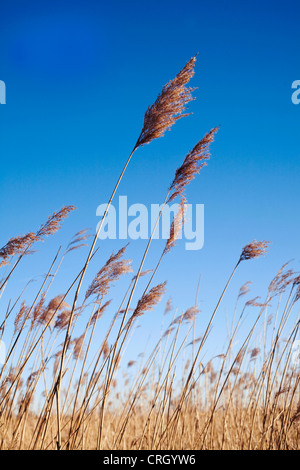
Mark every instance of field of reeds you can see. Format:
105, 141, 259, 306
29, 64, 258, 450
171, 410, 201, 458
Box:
0, 55, 299, 450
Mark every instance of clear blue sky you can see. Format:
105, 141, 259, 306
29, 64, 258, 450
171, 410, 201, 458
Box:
0, 0, 299, 359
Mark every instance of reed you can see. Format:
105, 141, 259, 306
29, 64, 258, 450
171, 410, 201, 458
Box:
0, 55, 299, 451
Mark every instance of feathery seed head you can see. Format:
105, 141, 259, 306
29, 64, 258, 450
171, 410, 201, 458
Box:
164, 197, 186, 254
36, 205, 76, 240
268, 262, 296, 298
135, 56, 197, 148
85, 245, 133, 300
168, 127, 218, 202
239, 240, 270, 262
238, 281, 252, 298
126, 281, 167, 328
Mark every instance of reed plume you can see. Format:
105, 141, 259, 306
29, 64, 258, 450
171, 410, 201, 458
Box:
14, 301, 29, 334
72, 335, 85, 361
54, 309, 72, 331
85, 246, 133, 300
0, 206, 75, 266
172, 306, 199, 325
250, 347, 260, 359
168, 127, 219, 202
246, 296, 267, 308
36, 295, 69, 326
90, 300, 112, 325
0, 233, 37, 267
238, 281, 252, 298
132, 269, 152, 281
36, 206, 76, 240
66, 229, 90, 254
31, 293, 46, 328
126, 281, 167, 328
135, 56, 197, 148
239, 240, 270, 262
268, 262, 295, 297
164, 197, 186, 255
164, 298, 173, 315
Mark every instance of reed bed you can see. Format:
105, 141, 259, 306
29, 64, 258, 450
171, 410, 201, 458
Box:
0, 55, 299, 450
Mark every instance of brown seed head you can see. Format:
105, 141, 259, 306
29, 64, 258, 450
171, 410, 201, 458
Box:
85, 245, 133, 300
238, 281, 252, 298
72, 334, 85, 360
132, 269, 152, 281
90, 299, 112, 325
164, 197, 186, 254
239, 240, 270, 262
0, 232, 37, 266
36, 205, 76, 240
54, 309, 72, 331
245, 296, 268, 308
235, 348, 246, 365
66, 228, 90, 254
31, 293, 46, 327
14, 301, 29, 334
168, 127, 218, 202
250, 347, 260, 359
183, 305, 200, 321
102, 340, 110, 359
135, 56, 197, 148
268, 262, 296, 298
126, 281, 167, 328
37, 295, 69, 326
164, 298, 173, 315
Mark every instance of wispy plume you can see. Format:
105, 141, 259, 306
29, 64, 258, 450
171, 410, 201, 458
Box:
135, 56, 197, 148
168, 127, 218, 202
239, 240, 270, 262
72, 334, 85, 360
246, 296, 269, 308
172, 305, 200, 325
36, 295, 70, 326
31, 293, 46, 328
268, 262, 295, 298
126, 281, 167, 328
85, 246, 133, 300
238, 281, 252, 298
164, 197, 186, 254
54, 309, 72, 331
14, 301, 29, 334
0, 233, 37, 267
164, 298, 173, 315
132, 269, 153, 281
66, 229, 90, 254
0, 206, 75, 270
90, 300, 112, 325
36, 206, 76, 240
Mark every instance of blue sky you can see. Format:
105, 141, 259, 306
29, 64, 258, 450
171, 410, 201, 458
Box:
0, 0, 299, 360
